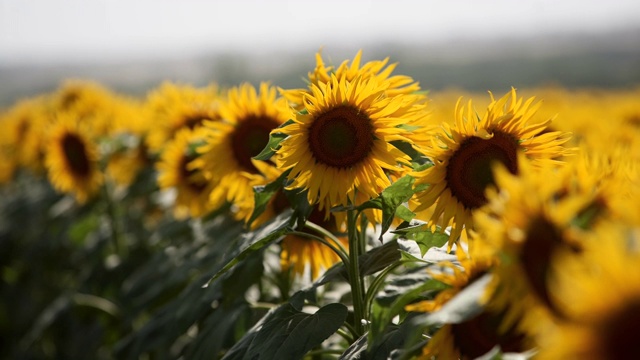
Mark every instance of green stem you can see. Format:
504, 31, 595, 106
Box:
347, 209, 366, 335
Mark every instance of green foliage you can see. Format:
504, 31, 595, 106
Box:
223, 293, 348, 360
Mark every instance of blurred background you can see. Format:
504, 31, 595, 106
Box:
1, 0, 640, 106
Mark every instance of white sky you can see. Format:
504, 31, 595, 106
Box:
1, 0, 639, 64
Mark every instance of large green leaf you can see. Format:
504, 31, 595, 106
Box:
222, 299, 348, 360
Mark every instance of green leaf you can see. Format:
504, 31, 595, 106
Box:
247, 169, 290, 226
252, 119, 295, 160
356, 174, 418, 241
223, 301, 348, 360
205, 210, 293, 286
395, 205, 415, 222
393, 221, 449, 256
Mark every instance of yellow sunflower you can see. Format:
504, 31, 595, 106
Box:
0, 121, 17, 184
156, 128, 214, 219
412, 88, 574, 247
406, 243, 528, 359
51, 79, 124, 137
276, 74, 427, 223
2, 96, 50, 174
45, 113, 103, 204
471, 154, 615, 341
194, 82, 292, 218
534, 222, 640, 360
144, 81, 221, 153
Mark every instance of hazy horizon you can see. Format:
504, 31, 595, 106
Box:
2, 0, 640, 65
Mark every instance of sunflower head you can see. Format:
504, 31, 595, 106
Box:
45, 113, 103, 204
156, 128, 213, 219
276, 74, 427, 224
194, 82, 292, 217
533, 222, 640, 359
412, 88, 574, 248
144, 82, 221, 153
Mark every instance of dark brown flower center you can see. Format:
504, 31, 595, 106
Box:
446, 131, 519, 209
61, 133, 91, 177
599, 299, 640, 359
308, 105, 374, 169
231, 115, 281, 173
451, 310, 527, 359
519, 216, 580, 314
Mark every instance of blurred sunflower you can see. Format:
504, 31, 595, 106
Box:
406, 244, 528, 359
144, 82, 221, 153
194, 82, 292, 218
156, 128, 213, 219
276, 74, 426, 223
51, 79, 124, 137
2, 96, 50, 174
412, 88, 574, 247
45, 113, 103, 204
534, 223, 640, 360
471, 154, 621, 340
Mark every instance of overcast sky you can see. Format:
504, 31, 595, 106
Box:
1, 0, 639, 64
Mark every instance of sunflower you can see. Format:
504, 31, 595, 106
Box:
51, 79, 124, 137
45, 113, 103, 203
533, 222, 640, 360
412, 88, 574, 247
406, 243, 528, 359
144, 81, 221, 153
2, 96, 50, 174
275, 74, 427, 224
193, 82, 292, 218
471, 154, 615, 341
156, 128, 214, 219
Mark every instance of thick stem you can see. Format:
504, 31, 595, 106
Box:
347, 209, 366, 335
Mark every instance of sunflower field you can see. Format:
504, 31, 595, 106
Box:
1, 50, 640, 360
